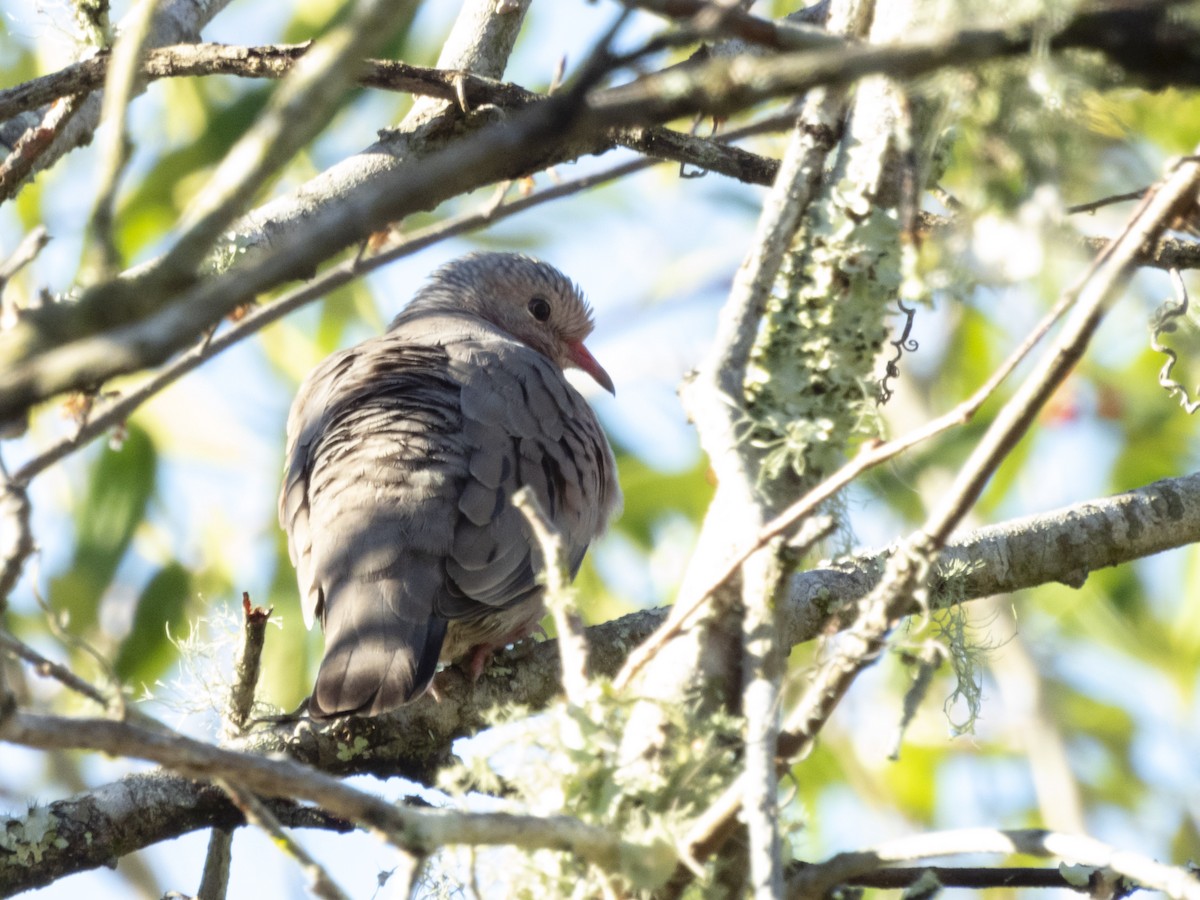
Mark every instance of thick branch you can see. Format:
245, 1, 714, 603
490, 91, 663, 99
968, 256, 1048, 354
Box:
270, 469, 1200, 782
789, 828, 1200, 899
0, 772, 350, 896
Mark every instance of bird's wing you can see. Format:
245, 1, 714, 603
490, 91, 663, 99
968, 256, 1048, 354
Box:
279, 332, 466, 715
279, 318, 620, 716
437, 336, 621, 620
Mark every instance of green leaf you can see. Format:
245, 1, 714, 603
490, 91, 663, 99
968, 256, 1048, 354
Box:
613, 454, 713, 550
49, 424, 157, 635
114, 562, 192, 685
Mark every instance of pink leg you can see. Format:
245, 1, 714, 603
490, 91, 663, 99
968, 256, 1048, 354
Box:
465, 644, 494, 682
463, 621, 546, 681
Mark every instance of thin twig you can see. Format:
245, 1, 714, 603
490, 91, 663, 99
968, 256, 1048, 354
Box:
216, 778, 352, 900
1066, 188, 1147, 216
512, 488, 589, 706
620, 0, 841, 51
0, 226, 50, 297
85, 0, 160, 280
224, 593, 272, 739
0, 629, 111, 708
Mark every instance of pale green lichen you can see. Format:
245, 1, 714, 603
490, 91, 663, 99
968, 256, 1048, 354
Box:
433, 683, 741, 897
0, 806, 62, 867
927, 558, 989, 734
334, 735, 371, 762
744, 198, 902, 489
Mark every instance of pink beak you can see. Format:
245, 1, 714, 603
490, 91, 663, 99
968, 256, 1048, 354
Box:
567, 341, 615, 395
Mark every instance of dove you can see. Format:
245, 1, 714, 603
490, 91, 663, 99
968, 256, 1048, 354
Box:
279, 252, 621, 718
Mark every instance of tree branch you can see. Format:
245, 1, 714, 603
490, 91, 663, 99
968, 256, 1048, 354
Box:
0, 711, 658, 894
269, 468, 1200, 783
0, 0, 236, 195
0, 771, 351, 896
4, 3, 1200, 423
788, 828, 1200, 899
3, 467, 1200, 890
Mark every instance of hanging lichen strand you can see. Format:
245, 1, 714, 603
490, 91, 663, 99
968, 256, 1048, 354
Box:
743, 172, 903, 489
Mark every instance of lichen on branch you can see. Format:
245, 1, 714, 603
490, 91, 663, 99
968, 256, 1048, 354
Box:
744, 79, 911, 488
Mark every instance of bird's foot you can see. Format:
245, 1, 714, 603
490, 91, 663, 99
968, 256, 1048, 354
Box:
463, 621, 546, 682
465, 643, 495, 682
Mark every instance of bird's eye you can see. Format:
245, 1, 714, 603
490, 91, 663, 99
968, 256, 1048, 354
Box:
527, 296, 551, 322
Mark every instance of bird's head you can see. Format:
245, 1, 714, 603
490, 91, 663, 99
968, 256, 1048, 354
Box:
406, 252, 615, 395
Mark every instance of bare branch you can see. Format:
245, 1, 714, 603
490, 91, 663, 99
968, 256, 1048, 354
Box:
0, 0, 236, 195
1067, 188, 1147, 215
787, 862, 1084, 891
0, 43, 538, 124
788, 828, 1200, 900
0, 629, 111, 708
620, 0, 840, 51
0, 771, 352, 896
0, 227, 50, 295
197, 827, 233, 900
0, 96, 86, 204
4, 466, 1200, 889
0, 711, 657, 879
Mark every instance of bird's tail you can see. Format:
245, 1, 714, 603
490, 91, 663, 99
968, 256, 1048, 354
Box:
308, 577, 447, 718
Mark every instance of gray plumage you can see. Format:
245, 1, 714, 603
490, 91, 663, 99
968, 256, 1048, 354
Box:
280, 253, 621, 718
